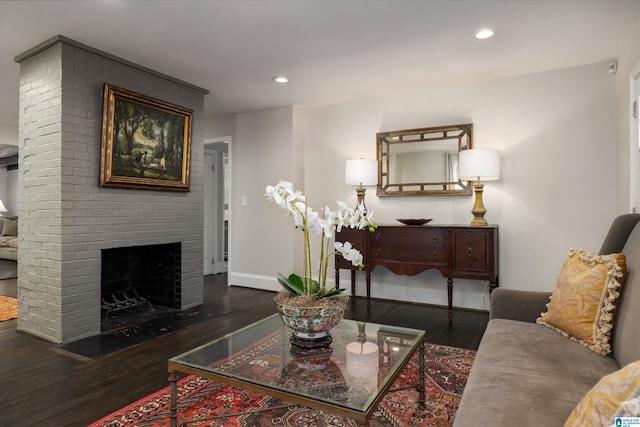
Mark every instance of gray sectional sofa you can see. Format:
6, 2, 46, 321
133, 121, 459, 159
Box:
454, 214, 640, 426
0, 216, 18, 279
0, 216, 18, 261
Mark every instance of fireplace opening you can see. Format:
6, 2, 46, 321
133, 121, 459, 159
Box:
101, 242, 181, 331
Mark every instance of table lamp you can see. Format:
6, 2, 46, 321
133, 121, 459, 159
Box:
345, 158, 377, 212
0, 200, 7, 216
458, 149, 500, 226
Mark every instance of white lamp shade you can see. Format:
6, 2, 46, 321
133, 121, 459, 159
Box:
458, 149, 501, 181
0, 200, 7, 213
345, 158, 378, 186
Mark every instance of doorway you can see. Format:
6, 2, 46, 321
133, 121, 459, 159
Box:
204, 137, 230, 275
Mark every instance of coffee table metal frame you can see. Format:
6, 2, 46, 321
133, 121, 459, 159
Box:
168, 314, 426, 427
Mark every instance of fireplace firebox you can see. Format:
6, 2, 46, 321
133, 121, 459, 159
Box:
101, 243, 182, 321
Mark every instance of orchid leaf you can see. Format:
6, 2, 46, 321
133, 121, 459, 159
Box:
277, 273, 304, 296
322, 288, 347, 298
309, 278, 320, 294
277, 273, 337, 299
287, 273, 305, 290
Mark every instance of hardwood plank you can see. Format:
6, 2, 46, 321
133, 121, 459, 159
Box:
0, 274, 487, 426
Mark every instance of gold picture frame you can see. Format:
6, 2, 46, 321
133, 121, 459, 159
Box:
100, 84, 193, 192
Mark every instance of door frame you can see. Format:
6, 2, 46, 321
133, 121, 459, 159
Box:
204, 136, 231, 276
630, 62, 640, 213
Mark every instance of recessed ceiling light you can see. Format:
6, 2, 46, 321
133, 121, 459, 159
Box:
474, 28, 496, 40
272, 76, 289, 83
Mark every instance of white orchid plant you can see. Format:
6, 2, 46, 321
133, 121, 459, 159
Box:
265, 180, 376, 300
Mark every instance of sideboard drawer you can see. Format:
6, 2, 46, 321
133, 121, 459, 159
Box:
450, 228, 497, 280
370, 227, 447, 262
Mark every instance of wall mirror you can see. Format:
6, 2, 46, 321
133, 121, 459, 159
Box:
377, 123, 473, 196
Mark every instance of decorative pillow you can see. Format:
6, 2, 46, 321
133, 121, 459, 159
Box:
564, 360, 640, 427
537, 248, 626, 355
1, 219, 17, 236
608, 384, 640, 426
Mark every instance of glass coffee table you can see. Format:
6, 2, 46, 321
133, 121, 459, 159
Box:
168, 314, 426, 427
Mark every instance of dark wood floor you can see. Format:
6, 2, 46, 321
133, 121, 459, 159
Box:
0, 274, 488, 426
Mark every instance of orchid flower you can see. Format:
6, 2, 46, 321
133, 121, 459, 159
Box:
266, 180, 376, 298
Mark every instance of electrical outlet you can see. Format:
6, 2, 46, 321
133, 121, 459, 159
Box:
241, 196, 247, 207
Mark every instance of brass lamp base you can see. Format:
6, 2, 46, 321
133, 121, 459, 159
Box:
355, 187, 367, 212
470, 182, 488, 226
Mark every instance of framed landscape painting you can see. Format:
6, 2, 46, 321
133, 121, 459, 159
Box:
100, 84, 193, 192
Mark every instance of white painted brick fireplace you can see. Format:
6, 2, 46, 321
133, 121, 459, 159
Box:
15, 36, 207, 344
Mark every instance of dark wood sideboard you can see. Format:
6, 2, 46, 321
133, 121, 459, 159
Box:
335, 224, 499, 319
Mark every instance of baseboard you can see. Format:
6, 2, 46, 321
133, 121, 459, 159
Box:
228, 272, 280, 292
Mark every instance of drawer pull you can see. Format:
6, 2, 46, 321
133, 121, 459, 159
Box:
467, 247, 473, 257
433, 251, 438, 258
376, 248, 381, 255
432, 235, 438, 243
375, 233, 381, 240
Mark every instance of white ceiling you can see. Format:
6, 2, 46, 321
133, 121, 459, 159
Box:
1, 0, 640, 126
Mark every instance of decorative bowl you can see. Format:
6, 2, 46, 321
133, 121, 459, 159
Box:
274, 295, 348, 348
396, 218, 433, 226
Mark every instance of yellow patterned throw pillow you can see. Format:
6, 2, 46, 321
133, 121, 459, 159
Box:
564, 361, 640, 427
537, 248, 626, 355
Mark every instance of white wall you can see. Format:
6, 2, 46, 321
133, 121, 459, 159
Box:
205, 115, 236, 141
304, 62, 617, 309
208, 62, 618, 311
615, 17, 640, 213
0, 168, 18, 215
0, 165, 19, 216
0, 168, 6, 211
226, 106, 303, 291
0, 121, 19, 215
0, 121, 18, 146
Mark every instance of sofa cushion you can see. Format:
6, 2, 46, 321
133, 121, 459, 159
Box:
537, 249, 626, 355
1, 219, 17, 236
564, 360, 640, 427
0, 247, 17, 261
608, 385, 640, 423
453, 319, 619, 426
489, 288, 552, 322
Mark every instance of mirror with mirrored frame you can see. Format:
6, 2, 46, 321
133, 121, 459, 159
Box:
376, 123, 473, 196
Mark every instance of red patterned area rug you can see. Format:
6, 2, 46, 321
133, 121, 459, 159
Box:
89, 343, 475, 427
0, 295, 17, 321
